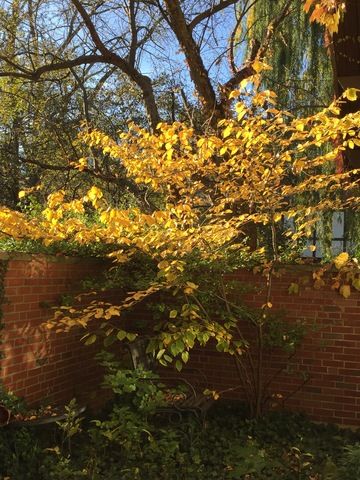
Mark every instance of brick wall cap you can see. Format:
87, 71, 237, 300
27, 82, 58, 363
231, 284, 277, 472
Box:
0, 251, 108, 264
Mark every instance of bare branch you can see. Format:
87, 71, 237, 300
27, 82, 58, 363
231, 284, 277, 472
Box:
69, 0, 161, 129
228, 0, 259, 75
0, 55, 107, 80
15, 153, 154, 209
189, 0, 238, 32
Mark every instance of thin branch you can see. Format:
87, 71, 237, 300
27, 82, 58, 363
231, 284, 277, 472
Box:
228, 0, 259, 75
69, 0, 160, 129
0, 54, 107, 80
189, 0, 238, 32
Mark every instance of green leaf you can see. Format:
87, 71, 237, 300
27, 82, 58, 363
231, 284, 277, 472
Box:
352, 278, 360, 291
126, 332, 137, 342
170, 343, 178, 356
216, 342, 225, 352
117, 330, 127, 341
169, 309, 178, 318
84, 334, 97, 345
175, 360, 183, 371
184, 331, 195, 348
156, 349, 166, 360
181, 351, 189, 363
146, 339, 156, 354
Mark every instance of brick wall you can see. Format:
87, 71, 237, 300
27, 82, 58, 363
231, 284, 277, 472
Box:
0, 253, 110, 408
183, 267, 360, 426
2, 255, 360, 426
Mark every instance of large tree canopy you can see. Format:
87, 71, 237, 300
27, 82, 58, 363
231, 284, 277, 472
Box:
0, 0, 353, 417
0, 0, 345, 207
0, 0, 295, 129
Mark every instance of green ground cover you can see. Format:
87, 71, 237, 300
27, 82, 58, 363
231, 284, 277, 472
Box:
1, 365, 360, 480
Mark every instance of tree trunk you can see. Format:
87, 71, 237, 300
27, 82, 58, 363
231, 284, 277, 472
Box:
163, 0, 225, 127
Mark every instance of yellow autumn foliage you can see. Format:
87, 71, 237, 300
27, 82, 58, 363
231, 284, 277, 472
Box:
304, 0, 345, 34
0, 86, 360, 357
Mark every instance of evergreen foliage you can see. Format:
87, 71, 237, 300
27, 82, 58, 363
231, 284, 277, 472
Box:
245, 0, 333, 115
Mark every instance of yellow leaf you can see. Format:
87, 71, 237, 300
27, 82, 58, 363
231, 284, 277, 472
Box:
334, 252, 349, 270
18, 191, 26, 199
94, 308, 104, 319
108, 306, 120, 316
169, 310, 178, 318
314, 278, 325, 290
87, 186, 103, 201
235, 103, 247, 120
303, 0, 314, 13
340, 284, 351, 299
220, 146, 227, 155
228, 90, 240, 99
203, 389, 220, 400
223, 125, 232, 138
252, 60, 272, 73
47, 190, 65, 208
104, 306, 121, 319
240, 78, 249, 89
133, 292, 144, 301
344, 88, 358, 102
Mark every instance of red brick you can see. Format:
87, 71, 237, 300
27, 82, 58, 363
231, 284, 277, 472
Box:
4, 260, 360, 423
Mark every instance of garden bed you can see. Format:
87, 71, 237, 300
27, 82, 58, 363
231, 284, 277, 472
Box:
1, 401, 360, 480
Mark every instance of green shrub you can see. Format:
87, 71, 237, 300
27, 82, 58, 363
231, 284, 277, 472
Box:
338, 443, 360, 480
2, 370, 360, 479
